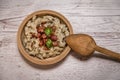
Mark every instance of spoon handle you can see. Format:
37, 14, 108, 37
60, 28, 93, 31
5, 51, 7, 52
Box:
95, 45, 120, 60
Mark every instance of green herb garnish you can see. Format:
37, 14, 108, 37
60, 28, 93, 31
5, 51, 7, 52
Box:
44, 27, 52, 36
46, 39, 52, 48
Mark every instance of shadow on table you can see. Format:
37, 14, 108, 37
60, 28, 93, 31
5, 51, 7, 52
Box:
92, 53, 120, 63
71, 50, 120, 63
19, 49, 120, 69
70, 50, 91, 61
19, 50, 69, 70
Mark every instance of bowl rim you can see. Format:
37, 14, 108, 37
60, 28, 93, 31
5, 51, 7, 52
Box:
17, 10, 73, 65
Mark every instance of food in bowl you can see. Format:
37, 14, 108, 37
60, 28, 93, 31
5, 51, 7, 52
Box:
22, 15, 70, 59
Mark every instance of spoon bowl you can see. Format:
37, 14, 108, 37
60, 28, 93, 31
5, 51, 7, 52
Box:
66, 34, 96, 57
66, 34, 120, 60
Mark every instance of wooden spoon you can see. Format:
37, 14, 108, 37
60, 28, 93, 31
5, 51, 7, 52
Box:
65, 34, 120, 60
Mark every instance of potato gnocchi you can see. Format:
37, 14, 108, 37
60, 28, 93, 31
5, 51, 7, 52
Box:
22, 15, 69, 59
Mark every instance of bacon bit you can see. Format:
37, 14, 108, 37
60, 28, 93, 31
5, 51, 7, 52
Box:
43, 38, 47, 43
39, 40, 43, 46
51, 35, 57, 41
42, 26, 45, 30
37, 27, 44, 33
37, 33, 41, 38
41, 34, 47, 39
52, 41, 58, 46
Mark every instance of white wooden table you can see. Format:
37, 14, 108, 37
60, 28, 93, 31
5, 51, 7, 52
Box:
0, 0, 120, 80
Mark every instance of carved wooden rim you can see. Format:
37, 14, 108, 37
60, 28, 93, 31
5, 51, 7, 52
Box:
17, 10, 73, 65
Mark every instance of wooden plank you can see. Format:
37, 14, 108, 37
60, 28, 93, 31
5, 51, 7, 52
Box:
0, 16, 120, 32
1, 0, 120, 20
1, 0, 120, 80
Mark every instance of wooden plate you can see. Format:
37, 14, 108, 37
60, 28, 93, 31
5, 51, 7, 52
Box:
17, 10, 73, 65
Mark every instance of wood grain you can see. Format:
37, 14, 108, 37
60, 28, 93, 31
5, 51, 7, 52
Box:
0, 0, 120, 80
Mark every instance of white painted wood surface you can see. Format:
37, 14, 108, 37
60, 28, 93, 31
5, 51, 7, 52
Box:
0, 0, 120, 80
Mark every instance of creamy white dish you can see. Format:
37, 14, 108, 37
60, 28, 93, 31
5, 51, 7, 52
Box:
22, 15, 69, 59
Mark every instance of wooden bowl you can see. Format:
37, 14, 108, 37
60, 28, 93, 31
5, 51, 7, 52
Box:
17, 10, 73, 65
